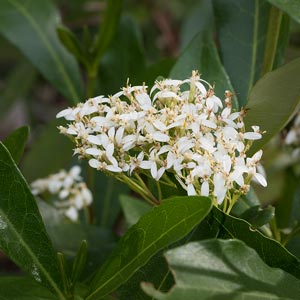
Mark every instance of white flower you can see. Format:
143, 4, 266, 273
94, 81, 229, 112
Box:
57, 71, 266, 207
30, 166, 93, 222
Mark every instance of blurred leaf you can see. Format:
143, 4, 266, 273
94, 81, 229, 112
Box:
119, 194, 151, 227
92, 0, 123, 66
205, 206, 300, 279
0, 277, 56, 300
0, 0, 83, 103
245, 58, 300, 155
275, 168, 300, 228
56, 25, 86, 64
266, 0, 300, 23
240, 205, 275, 228
38, 201, 116, 274
86, 196, 212, 300
0, 142, 64, 299
180, 0, 213, 50
213, 0, 271, 106
0, 63, 36, 117
98, 16, 146, 94
93, 171, 129, 228
3, 125, 29, 164
142, 239, 300, 300
21, 120, 73, 182
170, 31, 238, 109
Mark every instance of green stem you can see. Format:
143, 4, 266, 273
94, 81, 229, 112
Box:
261, 6, 283, 76
156, 181, 162, 202
282, 224, 300, 246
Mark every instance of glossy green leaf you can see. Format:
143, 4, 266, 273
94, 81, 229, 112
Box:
3, 126, 29, 164
119, 251, 174, 300
205, 207, 300, 279
21, 120, 73, 182
86, 196, 212, 300
213, 0, 271, 106
0, 277, 56, 300
0, 142, 65, 299
0, 0, 83, 103
142, 239, 300, 300
119, 194, 151, 227
245, 58, 300, 154
266, 0, 300, 23
240, 205, 275, 228
98, 16, 146, 95
170, 31, 238, 109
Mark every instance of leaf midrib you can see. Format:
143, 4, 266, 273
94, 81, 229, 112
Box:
8, 0, 79, 102
87, 204, 209, 300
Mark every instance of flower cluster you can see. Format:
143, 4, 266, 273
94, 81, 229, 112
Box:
31, 166, 92, 221
57, 71, 266, 209
285, 112, 300, 158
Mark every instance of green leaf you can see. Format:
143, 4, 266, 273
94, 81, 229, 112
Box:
266, 0, 300, 23
170, 31, 238, 109
92, 0, 123, 65
56, 25, 85, 64
86, 196, 212, 300
0, 62, 36, 117
21, 120, 73, 182
118, 251, 174, 300
119, 194, 151, 228
213, 0, 271, 106
3, 126, 29, 164
206, 207, 300, 279
0, 142, 65, 299
245, 58, 300, 154
142, 239, 300, 300
240, 205, 275, 228
0, 277, 56, 300
98, 16, 146, 95
0, 0, 83, 103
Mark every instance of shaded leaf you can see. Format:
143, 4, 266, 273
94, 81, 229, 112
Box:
21, 120, 73, 182
0, 0, 83, 103
170, 31, 238, 108
0, 142, 65, 299
240, 205, 275, 228
0, 63, 36, 117
3, 126, 29, 164
213, 0, 271, 106
266, 0, 300, 23
245, 58, 300, 154
0, 277, 56, 300
143, 239, 300, 300
119, 194, 151, 228
205, 207, 300, 279
86, 196, 212, 300
98, 16, 146, 95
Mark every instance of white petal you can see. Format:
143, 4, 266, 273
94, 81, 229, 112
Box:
244, 132, 262, 140
89, 159, 100, 169
201, 181, 209, 196
152, 132, 170, 142
187, 183, 197, 196
65, 207, 78, 221
56, 108, 73, 119
87, 135, 102, 146
253, 173, 267, 187
106, 165, 122, 172
86, 148, 102, 156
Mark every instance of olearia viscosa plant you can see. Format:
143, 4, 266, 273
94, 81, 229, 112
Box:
56, 71, 267, 213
